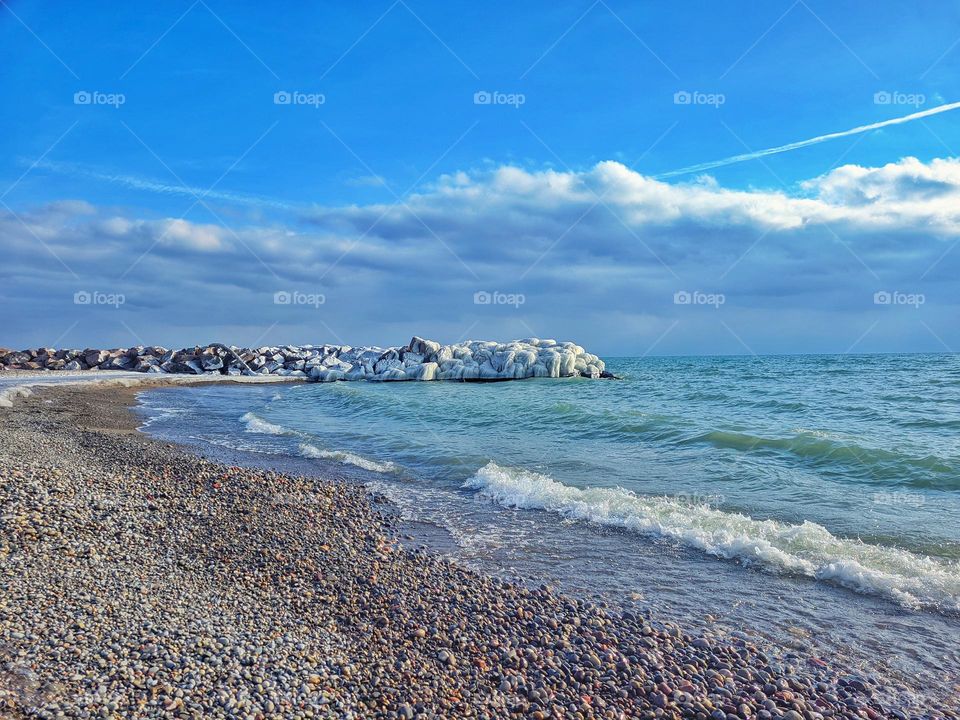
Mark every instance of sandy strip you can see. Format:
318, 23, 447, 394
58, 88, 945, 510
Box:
0, 370, 302, 408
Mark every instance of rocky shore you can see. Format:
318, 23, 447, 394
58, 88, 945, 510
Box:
0, 383, 951, 719
0, 337, 614, 382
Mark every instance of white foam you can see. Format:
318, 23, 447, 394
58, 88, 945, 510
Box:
240, 412, 287, 435
464, 462, 960, 613
298, 442, 398, 474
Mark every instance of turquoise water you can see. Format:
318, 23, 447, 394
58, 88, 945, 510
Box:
137, 352, 960, 707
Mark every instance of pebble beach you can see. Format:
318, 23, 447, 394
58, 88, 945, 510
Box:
0, 381, 954, 719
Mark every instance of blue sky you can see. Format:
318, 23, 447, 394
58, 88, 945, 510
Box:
2, 0, 960, 355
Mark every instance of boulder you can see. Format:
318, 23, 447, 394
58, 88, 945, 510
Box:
200, 356, 224, 371
437, 366, 464, 381
375, 368, 409, 381
107, 356, 134, 370
581, 364, 601, 379
412, 362, 438, 381
84, 349, 109, 367
5, 337, 608, 385
408, 336, 440, 357
135, 357, 159, 372
374, 357, 403, 375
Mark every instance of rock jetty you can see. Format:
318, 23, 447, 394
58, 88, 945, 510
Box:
0, 337, 613, 382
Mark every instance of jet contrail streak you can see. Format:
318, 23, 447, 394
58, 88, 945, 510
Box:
656, 101, 960, 179
32, 159, 299, 211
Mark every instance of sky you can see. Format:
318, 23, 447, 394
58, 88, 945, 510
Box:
2, 0, 960, 356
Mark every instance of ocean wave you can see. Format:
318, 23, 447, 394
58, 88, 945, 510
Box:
464, 462, 960, 613
240, 411, 288, 435
298, 442, 398, 474
680, 429, 958, 488
136, 403, 186, 429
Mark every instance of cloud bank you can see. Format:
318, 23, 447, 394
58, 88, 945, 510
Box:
2, 157, 959, 355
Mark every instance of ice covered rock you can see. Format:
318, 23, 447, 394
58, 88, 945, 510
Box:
411, 362, 438, 381
374, 368, 409, 382
409, 336, 441, 358
374, 357, 403, 375
402, 352, 424, 367
8, 337, 608, 384
200, 355, 223, 371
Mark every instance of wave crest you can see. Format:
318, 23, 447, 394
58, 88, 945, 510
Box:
299, 442, 398, 474
464, 462, 960, 613
240, 412, 287, 435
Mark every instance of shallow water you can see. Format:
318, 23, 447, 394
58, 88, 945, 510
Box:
136, 352, 960, 710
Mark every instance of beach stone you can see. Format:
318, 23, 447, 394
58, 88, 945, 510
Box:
438, 650, 456, 666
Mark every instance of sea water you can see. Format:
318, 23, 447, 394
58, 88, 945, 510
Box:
137, 352, 960, 709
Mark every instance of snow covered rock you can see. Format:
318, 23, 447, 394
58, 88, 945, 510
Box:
0, 338, 609, 383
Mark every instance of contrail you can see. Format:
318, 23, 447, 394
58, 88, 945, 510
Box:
656, 101, 960, 179
31, 159, 300, 211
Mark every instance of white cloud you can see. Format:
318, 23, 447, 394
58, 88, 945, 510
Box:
805, 156, 960, 205
155, 218, 227, 252
2, 156, 959, 353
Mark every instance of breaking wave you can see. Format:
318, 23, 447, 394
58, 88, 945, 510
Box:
240, 411, 288, 435
464, 462, 960, 613
299, 442, 398, 474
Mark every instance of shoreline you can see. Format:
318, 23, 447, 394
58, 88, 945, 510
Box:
0, 383, 951, 718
